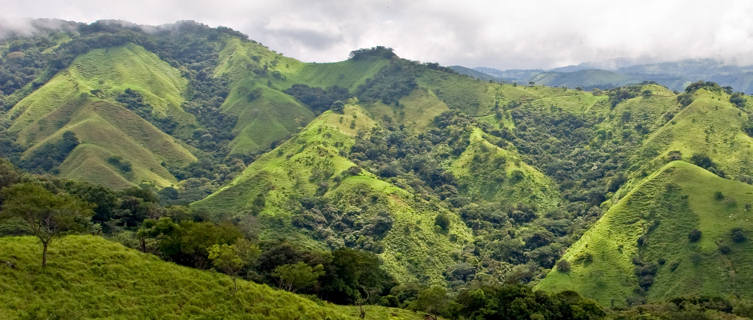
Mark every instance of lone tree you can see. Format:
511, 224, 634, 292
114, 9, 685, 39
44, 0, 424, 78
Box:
272, 261, 324, 293
0, 183, 93, 267
208, 238, 260, 293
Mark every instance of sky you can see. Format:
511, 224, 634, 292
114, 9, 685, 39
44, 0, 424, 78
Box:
3, 0, 753, 69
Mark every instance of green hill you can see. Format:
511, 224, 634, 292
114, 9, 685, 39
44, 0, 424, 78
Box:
5, 43, 196, 188
212, 38, 390, 155
194, 103, 474, 284
0, 235, 423, 319
537, 161, 753, 307
6, 20, 753, 313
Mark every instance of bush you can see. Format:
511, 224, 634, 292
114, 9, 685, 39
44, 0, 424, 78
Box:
731, 228, 747, 243
730, 92, 746, 109
434, 213, 451, 232
688, 229, 702, 242
556, 259, 571, 273
690, 153, 714, 170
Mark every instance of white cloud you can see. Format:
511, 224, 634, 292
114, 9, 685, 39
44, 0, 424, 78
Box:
3, 0, 753, 69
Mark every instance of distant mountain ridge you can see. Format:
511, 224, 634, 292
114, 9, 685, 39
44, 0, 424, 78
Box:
452, 59, 753, 93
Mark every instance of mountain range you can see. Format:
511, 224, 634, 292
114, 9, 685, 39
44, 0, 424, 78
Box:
2, 19, 753, 318
453, 59, 753, 94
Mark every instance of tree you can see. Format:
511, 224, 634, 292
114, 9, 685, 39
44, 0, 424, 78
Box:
0, 183, 93, 267
690, 153, 714, 170
414, 286, 449, 319
434, 213, 451, 232
320, 248, 396, 304
208, 238, 260, 292
272, 261, 324, 292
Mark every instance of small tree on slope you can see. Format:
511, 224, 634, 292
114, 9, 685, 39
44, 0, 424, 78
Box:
208, 238, 260, 292
0, 183, 93, 267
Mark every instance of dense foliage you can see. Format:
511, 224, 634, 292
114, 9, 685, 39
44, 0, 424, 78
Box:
284, 84, 350, 114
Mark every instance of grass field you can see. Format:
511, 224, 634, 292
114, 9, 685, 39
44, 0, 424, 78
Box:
0, 235, 426, 320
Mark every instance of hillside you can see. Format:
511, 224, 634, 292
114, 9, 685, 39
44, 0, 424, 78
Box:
0, 235, 423, 319
537, 161, 753, 307
5, 20, 753, 314
194, 103, 474, 284
6, 43, 196, 188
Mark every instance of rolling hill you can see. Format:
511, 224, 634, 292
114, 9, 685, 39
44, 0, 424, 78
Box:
0, 235, 424, 319
4, 19, 753, 315
537, 161, 753, 307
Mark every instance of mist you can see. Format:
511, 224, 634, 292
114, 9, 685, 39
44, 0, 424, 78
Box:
2, 0, 753, 69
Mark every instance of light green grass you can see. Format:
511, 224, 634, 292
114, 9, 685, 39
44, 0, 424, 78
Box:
0, 235, 425, 320
280, 57, 390, 92
5, 44, 197, 189
537, 161, 753, 307
364, 88, 450, 130
450, 128, 561, 210
194, 104, 473, 284
638, 89, 753, 179
223, 84, 314, 155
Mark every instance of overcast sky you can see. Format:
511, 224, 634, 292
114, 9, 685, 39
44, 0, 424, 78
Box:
3, 0, 753, 69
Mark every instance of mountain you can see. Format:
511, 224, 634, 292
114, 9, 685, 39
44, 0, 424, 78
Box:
449, 65, 501, 82
537, 161, 753, 307
537, 86, 753, 306
471, 59, 753, 93
0, 235, 422, 319
3, 19, 753, 313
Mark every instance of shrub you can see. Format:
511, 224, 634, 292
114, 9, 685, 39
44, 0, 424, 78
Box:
434, 213, 450, 232
688, 229, 702, 242
731, 228, 747, 243
730, 92, 746, 109
556, 259, 571, 273
690, 153, 714, 170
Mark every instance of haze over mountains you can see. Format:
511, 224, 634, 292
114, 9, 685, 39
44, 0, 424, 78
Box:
3, 19, 753, 319
452, 59, 753, 93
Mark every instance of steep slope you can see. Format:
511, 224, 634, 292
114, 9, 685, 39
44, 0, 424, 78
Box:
0, 235, 423, 319
194, 103, 474, 284
537, 161, 753, 306
637, 88, 753, 179
5, 43, 197, 188
450, 128, 560, 210
213, 38, 390, 155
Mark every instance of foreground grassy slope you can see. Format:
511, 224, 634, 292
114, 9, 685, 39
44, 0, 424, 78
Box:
0, 235, 423, 320
5, 43, 197, 188
537, 161, 753, 307
194, 104, 473, 284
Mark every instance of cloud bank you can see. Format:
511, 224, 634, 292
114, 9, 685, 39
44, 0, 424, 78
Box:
3, 0, 753, 69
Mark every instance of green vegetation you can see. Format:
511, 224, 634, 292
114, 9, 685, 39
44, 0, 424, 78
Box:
537, 162, 753, 306
6, 20, 753, 319
0, 183, 93, 267
0, 235, 423, 320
